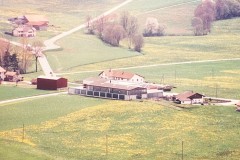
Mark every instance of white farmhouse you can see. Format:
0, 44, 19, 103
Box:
99, 69, 145, 83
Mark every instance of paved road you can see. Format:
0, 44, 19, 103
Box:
43, 0, 133, 51
56, 58, 240, 76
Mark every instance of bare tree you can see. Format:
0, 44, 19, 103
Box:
102, 24, 126, 46
16, 38, 33, 74
120, 12, 138, 48
95, 16, 108, 37
32, 40, 44, 72
192, 17, 204, 36
132, 34, 144, 52
143, 17, 165, 37
194, 0, 216, 35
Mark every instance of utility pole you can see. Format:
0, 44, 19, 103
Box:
182, 141, 184, 160
106, 134, 108, 158
22, 123, 25, 142
215, 84, 218, 98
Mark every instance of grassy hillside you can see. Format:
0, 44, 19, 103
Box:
0, 97, 239, 159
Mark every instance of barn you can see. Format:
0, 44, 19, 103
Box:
37, 76, 67, 90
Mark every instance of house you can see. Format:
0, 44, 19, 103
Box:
24, 15, 49, 30
4, 71, 23, 82
12, 25, 36, 37
37, 76, 67, 90
0, 66, 6, 80
175, 91, 205, 104
99, 69, 145, 83
9, 15, 49, 30
69, 77, 148, 100
235, 101, 240, 112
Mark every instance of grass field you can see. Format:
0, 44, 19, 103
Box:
0, 97, 239, 159
0, 85, 53, 101
1, 1, 240, 159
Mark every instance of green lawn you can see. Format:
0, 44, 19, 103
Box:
0, 95, 107, 131
0, 99, 239, 159
46, 33, 140, 71
0, 86, 53, 101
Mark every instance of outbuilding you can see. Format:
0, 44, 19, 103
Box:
37, 76, 67, 90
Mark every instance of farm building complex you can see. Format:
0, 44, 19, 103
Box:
68, 70, 169, 100
174, 91, 205, 104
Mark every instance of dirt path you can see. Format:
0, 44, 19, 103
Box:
56, 58, 240, 75
136, 0, 201, 16
0, 92, 67, 105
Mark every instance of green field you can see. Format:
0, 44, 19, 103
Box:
0, 96, 239, 159
0, 85, 53, 101
1, 0, 240, 159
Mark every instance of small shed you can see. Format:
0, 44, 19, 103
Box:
37, 76, 67, 90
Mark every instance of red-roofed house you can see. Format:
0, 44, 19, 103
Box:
9, 15, 49, 30
175, 91, 205, 104
24, 15, 49, 30
4, 71, 23, 82
0, 66, 6, 80
99, 69, 145, 83
12, 25, 36, 37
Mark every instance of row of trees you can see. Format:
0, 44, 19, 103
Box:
0, 38, 43, 74
192, 0, 240, 36
85, 12, 144, 52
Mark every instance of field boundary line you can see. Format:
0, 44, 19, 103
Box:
0, 92, 67, 105
136, 0, 201, 16
56, 58, 240, 75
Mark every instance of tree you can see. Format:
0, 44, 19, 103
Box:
95, 16, 108, 37
143, 17, 165, 37
32, 40, 44, 72
192, 17, 204, 36
132, 34, 144, 52
16, 38, 33, 74
0, 38, 11, 67
3, 50, 11, 70
215, 0, 230, 20
102, 24, 126, 46
194, 0, 216, 35
120, 12, 139, 48
9, 53, 19, 72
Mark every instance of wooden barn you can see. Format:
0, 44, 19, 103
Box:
37, 76, 67, 90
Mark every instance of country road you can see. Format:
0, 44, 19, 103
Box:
56, 58, 240, 76
0, 92, 67, 105
43, 0, 133, 51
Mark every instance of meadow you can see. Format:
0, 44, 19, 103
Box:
0, 0, 240, 159
0, 85, 53, 101
0, 96, 239, 159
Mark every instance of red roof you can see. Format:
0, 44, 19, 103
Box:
176, 91, 204, 101
24, 15, 48, 23
27, 21, 48, 26
100, 70, 144, 79
5, 71, 17, 76
0, 66, 6, 72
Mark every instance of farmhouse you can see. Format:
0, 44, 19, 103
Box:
9, 15, 49, 30
37, 76, 67, 90
0, 66, 6, 80
4, 71, 23, 82
12, 25, 36, 37
175, 91, 205, 104
99, 69, 145, 83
